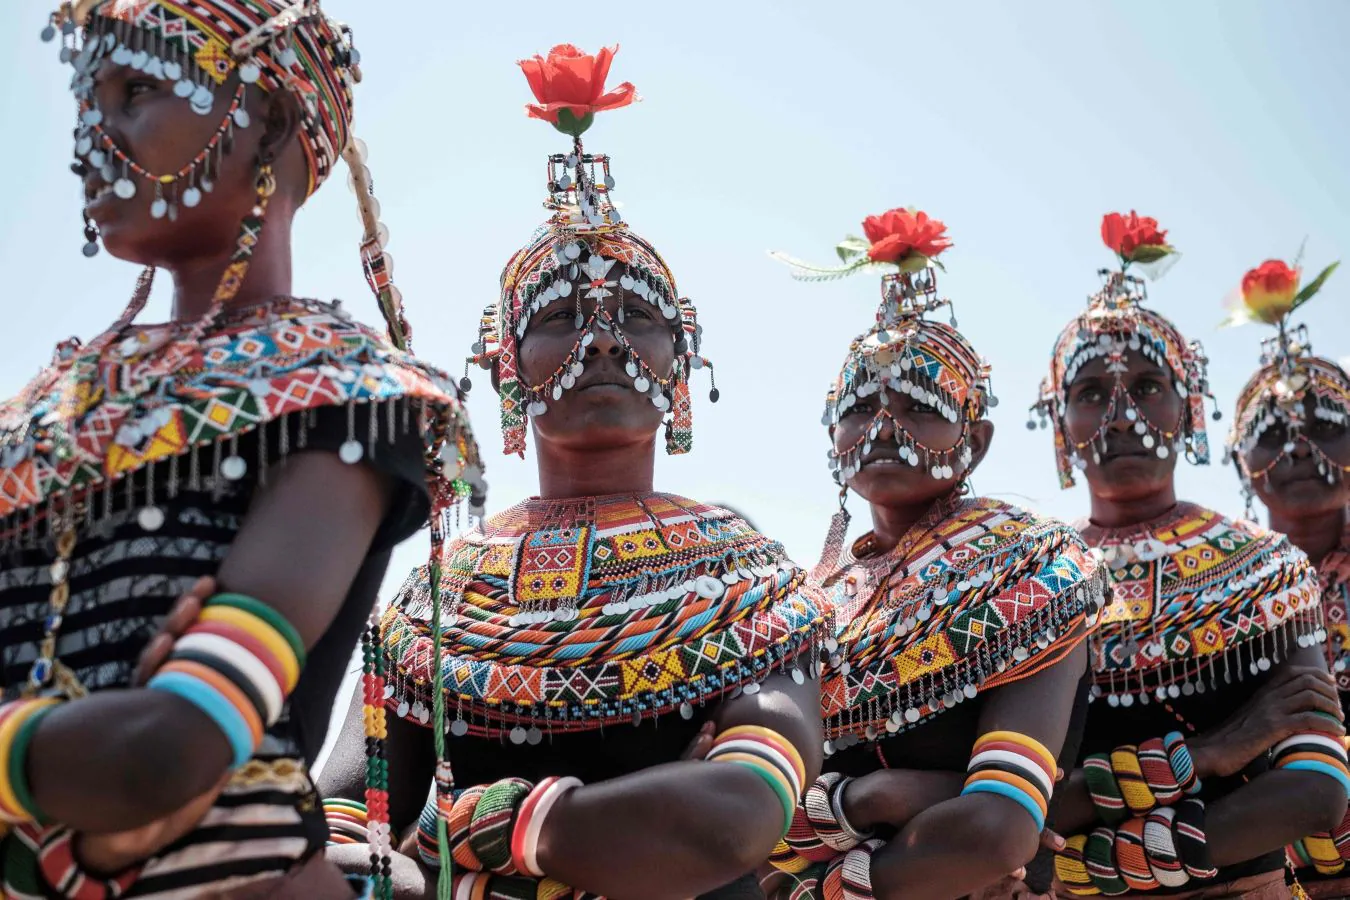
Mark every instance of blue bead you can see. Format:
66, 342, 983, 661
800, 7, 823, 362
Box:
30, 658, 51, 683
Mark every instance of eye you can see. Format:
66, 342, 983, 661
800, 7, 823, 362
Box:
124, 79, 158, 106
623, 303, 652, 320
1132, 379, 1163, 398
1073, 387, 1105, 405
842, 400, 874, 418
542, 306, 575, 324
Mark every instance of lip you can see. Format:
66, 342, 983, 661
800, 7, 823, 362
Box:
860, 455, 905, 469
577, 379, 629, 393
1099, 445, 1150, 463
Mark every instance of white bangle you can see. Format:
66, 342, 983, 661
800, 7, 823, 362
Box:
520, 776, 582, 878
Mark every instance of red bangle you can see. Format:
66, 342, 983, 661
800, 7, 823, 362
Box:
28, 824, 143, 900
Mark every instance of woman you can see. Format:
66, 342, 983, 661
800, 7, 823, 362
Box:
319, 44, 830, 900
1031, 214, 1346, 899
761, 208, 1109, 900
1227, 256, 1350, 897
0, 2, 478, 897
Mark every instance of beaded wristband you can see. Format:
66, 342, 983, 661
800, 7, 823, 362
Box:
1054, 833, 1099, 896
819, 837, 882, 900
510, 776, 581, 878
1084, 826, 1129, 896
780, 771, 862, 867
1142, 806, 1187, 888
1172, 798, 1218, 880
1109, 746, 1156, 816
467, 777, 533, 876
1083, 754, 1127, 826
1113, 817, 1160, 891
1333, 806, 1350, 862
1273, 732, 1350, 795
962, 731, 1054, 832
323, 798, 370, 845
1303, 832, 1344, 876
1289, 839, 1313, 869
449, 784, 488, 871
1138, 738, 1182, 806
0, 698, 61, 826
769, 837, 812, 874
416, 796, 441, 866
706, 726, 805, 839
1163, 731, 1201, 797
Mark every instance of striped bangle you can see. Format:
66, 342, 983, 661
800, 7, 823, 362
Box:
1110, 746, 1157, 816
1333, 805, 1350, 862
707, 726, 805, 839
1113, 816, 1160, 891
417, 795, 441, 866
147, 593, 303, 768
1304, 832, 1345, 876
1273, 732, 1350, 795
30, 824, 144, 900
0, 698, 61, 826
1163, 731, 1201, 797
962, 730, 1054, 832
323, 798, 369, 845
1084, 754, 1127, 825
1084, 826, 1129, 896
468, 777, 533, 876
449, 784, 488, 872
1142, 806, 1187, 888
1054, 833, 1099, 896
1172, 798, 1218, 880
1137, 738, 1182, 806
510, 776, 581, 878
800, 772, 866, 854
769, 837, 813, 874
820, 837, 883, 900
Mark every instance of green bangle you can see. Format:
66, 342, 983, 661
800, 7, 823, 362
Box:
1084, 827, 1128, 895
1083, 753, 1127, 826
728, 758, 796, 839
208, 593, 307, 667
8, 705, 55, 826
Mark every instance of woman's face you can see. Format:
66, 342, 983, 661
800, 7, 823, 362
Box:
833, 385, 992, 508
518, 289, 677, 452
80, 62, 290, 267
1242, 395, 1350, 519
1062, 353, 1183, 504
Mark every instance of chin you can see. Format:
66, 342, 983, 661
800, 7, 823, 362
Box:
1258, 480, 1349, 518
848, 466, 960, 508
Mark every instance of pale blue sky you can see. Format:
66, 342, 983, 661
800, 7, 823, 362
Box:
2, 0, 1347, 588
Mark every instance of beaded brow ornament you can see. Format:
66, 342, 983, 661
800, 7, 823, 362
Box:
463, 45, 715, 458
1224, 253, 1346, 516
1029, 213, 1219, 489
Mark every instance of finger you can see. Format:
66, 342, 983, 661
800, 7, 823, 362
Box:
1056, 767, 1066, 783
1286, 710, 1348, 738
1041, 828, 1066, 851
131, 633, 175, 687
680, 722, 716, 761
1008, 867, 1026, 881
1274, 670, 1341, 705
1286, 689, 1348, 724
167, 577, 214, 634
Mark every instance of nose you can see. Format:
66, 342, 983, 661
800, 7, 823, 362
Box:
1107, 391, 1134, 433
873, 410, 896, 443
586, 316, 623, 358
1289, 434, 1313, 458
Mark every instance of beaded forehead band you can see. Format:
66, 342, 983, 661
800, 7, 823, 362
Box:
772, 207, 993, 488
1029, 212, 1218, 489
1223, 254, 1346, 511
463, 45, 714, 458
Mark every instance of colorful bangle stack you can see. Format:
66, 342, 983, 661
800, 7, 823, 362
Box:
1057, 798, 1218, 896
510, 776, 581, 878
706, 725, 806, 840
1085, 734, 1202, 827
0, 698, 61, 827
961, 730, 1055, 832
1273, 731, 1350, 796
820, 837, 884, 900
774, 772, 870, 871
324, 798, 370, 845
146, 592, 305, 768
0, 823, 144, 900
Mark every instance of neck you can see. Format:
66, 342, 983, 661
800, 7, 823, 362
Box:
1269, 506, 1347, 565
535, 438, 657, 500
169, 213, 293, 322
1088, 483, 1178, 530
868, 495, 942, 553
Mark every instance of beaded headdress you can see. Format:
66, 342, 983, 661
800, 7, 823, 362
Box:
1029, 212, 1218, 489
464, 45, 715, 457
1224, 255, 1345, 512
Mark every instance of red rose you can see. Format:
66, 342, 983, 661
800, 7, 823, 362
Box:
519, 44, 638, 137
1240, 259, 1301, 324
1100, 211, 1170, 263
862, 208, 952, 265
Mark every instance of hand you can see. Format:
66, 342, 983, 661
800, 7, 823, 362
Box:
967, 872, 1055, 900
131, 576, 216, 686
1190, 665, 1344, 779
74, 770, 231, 876
681, 721, 716, 761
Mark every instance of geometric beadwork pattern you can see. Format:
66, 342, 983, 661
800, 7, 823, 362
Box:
381, 493, 830, 735
1317, 522, 1350, 693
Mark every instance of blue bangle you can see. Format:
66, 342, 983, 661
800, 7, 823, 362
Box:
148, 670, 255, 767
1280, 759, 1350, 796
962, 780, 1046, 831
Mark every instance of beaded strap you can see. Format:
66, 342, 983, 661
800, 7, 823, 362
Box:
1273, 731, 1350, 795
1172, 798, 1218, 880
1061, 799, 1219, 897
1083, 754, 1127, 826
0, 698, 62, 826
467, 777, 533, 875
449, 785, 488, 871
962, 730, 1054, 832
1334, 805, 1350, 863
1302, 833, 1344, 876
1142, 807, 1187, 888
1084, 826, 1129, 896
820, 837, 883, 900
25, 824, 143, 900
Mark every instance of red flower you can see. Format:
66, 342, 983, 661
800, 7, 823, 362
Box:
1100, 211, 1171, 263
519, 44, 638, 137
861, 208, 952, 265
1240, 259, 1301, 324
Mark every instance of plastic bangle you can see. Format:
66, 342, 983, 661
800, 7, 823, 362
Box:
147, 669, 256, 767
209, 592, 306, 667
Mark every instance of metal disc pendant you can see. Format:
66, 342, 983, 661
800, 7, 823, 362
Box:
634, 376, 650, 393
239, 63, 261, 83
82, 242, 99, 258
113, 178, 136, 200
138, 506, 165, 531
449, 719, 469, 737
174, 79, 194, 98
220, 455, 247, 480
150, 198, 168, 219
679, 702, 694, 720
233, 108, 251, 129
181, 187, 202, 208
338, 440, 364, 464
509, 726, 528, 745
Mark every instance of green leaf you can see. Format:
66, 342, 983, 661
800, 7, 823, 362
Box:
835, 235, 872, 263
552, 109, 594, 138
1290, 261, 1340, 312
898, 254, 930, 274
1128, 244, 1174, 264
931, 257, 947, 272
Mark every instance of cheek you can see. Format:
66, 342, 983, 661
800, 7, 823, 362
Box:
629, 328, 675, 374
518, 334, 570, 383
1062, 404, 1101, 441
1141, 391, 1184, 426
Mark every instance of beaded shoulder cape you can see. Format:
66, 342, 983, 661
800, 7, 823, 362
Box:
0, 296, 468, 552
1317, 516, 1350, 693
381, 492, 830, 739
1082, 502, 1324, 705
817, 497, 1108, 746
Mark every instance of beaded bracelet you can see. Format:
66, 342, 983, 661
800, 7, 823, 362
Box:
1109, 746, 1156, 817
1333, 806, 1350, 862
820, 837, 883, 900
1303, 832, 1345, 876
1113, 816, 1160, 891
510, 776, 581, 878
706, 725, 806, 839
323, 798, 370, 845
467, 777, 533, 876
25, 824, 144, 900
775, 771, 865, 870
0, 698, 61, 826
769, 837, 813, 874
147, 593, 304, 768
1273, 731, 1350, 796
449, 784, 488, 871
1142, 806, 1187, 888
961, 730, 1054, 832
1138, 738, 1183, 806
1084, 826, 1129, 896
1083, 754, 1127, 826
1171, 798, 1218, 880
1163, 731, 1201, 797
1054, 833, 1098, 896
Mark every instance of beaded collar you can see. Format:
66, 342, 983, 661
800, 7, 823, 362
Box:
815, 496, 1108, 750
381, 493, 831, 741
1317, 515, 1350, 693
1080, 502, 1323, 706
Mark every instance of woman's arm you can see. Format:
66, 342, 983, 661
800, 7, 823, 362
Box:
532, 662, 823, 900
25, 451, 396, 833
867, 642, 1088, 900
